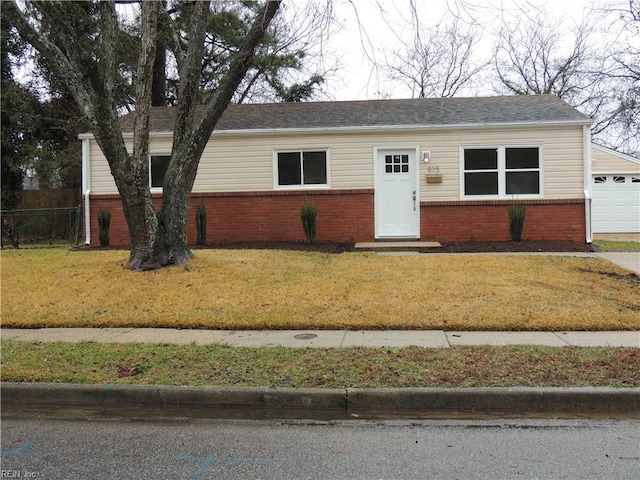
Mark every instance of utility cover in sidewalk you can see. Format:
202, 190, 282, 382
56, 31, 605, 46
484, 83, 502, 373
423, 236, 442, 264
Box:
294, 334, 318, 340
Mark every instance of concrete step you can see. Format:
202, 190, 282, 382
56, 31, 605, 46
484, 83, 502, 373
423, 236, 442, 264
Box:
354, 241, 442, 252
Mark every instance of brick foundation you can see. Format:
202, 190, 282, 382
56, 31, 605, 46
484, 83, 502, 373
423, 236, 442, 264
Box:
86, 192, 586, 246
420, 199, 586, 242
88, 189, 375, 246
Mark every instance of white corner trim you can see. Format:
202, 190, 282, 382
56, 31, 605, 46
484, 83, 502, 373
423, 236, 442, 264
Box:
82, 138, 91, 245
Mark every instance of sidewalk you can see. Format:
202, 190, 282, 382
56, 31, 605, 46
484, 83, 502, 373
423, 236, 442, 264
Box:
2, 328, 639, 348
594, 251, 640, 274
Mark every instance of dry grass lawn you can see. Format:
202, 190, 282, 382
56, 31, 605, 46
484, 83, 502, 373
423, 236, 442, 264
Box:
1, 247, 638, 331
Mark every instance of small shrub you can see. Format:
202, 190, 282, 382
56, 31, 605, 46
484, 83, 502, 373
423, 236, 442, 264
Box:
300, 198, 318, 244
195, 203, 207, 245
508, 202, 526, 241
97, 208, 112, 247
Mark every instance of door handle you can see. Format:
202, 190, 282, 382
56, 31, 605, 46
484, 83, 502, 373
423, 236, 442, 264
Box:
412, 191, 416, 211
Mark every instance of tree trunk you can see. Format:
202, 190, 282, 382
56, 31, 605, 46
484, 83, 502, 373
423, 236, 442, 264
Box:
128, 1, 282, 271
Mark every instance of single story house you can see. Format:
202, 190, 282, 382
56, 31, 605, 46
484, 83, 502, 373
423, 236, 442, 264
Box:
80, 94, 596, 246
590, 144, 640, 235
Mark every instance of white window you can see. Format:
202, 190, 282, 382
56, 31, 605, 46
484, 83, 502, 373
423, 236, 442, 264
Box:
150, 155, 171, 190
461, 146, 542, 198
275, 150, 329, 188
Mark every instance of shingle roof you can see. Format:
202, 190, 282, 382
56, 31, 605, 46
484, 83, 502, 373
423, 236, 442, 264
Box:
118, 94, 592, 133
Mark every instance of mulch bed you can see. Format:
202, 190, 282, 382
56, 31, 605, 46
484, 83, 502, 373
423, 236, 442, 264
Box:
202, 240, 595, 254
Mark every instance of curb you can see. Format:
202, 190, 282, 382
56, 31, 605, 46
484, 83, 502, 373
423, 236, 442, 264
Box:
2, 383, 639, 420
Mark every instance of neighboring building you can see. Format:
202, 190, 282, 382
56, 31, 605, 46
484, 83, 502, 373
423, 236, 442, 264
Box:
80, 94, 594, 246
22, 166, 39, 190
591, 144, 640, 235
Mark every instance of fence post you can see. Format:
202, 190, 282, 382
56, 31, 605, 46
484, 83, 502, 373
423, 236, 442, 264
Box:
75, 204, 82, 245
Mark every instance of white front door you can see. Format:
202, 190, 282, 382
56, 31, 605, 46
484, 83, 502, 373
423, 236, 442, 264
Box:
375, 148, 419, 238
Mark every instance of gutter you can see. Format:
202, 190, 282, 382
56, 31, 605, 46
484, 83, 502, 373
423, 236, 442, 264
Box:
81, 138, 91, 245
583, 125, 593, 244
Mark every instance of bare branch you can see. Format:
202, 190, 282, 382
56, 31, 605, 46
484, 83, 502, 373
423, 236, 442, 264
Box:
383, 5, 487, 98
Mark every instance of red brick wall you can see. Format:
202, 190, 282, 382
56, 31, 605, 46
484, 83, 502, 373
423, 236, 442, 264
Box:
420, 200, 586, 242
87, 193, 586, 246
88, 190, 375, 246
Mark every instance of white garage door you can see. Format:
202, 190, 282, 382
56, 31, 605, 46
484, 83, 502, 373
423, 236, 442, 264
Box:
592, 175, 640, 233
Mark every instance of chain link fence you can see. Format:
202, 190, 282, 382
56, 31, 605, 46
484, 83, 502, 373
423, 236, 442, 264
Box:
1, 205, 82, 247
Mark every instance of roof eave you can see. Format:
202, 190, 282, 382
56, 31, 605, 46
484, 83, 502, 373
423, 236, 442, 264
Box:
591, 143, 640, 163
79, 118, 593, 140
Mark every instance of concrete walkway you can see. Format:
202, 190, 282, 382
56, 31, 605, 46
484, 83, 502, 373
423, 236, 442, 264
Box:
2, 328, 638, 348
369, 249, 640, 275
594, 252, 640, 274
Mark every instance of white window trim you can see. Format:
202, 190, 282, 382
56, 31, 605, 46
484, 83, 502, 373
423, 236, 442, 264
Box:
272, 148, 331, 190
149, 154, 171, 193
459, 144, 544, 199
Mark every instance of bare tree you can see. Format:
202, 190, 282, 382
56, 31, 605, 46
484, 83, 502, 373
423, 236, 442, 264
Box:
5, 0, 281, 270
489, 1, 640, 153
590, 0, 639, 154
492, 3, 599, 100
382, 1, 487, 98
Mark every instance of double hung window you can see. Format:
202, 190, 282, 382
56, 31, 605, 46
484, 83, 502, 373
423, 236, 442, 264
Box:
462, 146, 541, 197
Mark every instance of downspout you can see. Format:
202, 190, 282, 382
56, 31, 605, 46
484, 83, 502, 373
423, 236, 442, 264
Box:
81, 137, 91, 245
583, 125, 592, 244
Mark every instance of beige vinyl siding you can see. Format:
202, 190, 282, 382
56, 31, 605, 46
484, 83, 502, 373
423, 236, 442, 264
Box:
533, 125, 585, 199
88, 123, 586, 199
592, 146, 640, 175
89, 141, 117, 194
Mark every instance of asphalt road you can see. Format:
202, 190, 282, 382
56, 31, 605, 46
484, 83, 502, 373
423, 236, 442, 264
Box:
2, 416, 639, 480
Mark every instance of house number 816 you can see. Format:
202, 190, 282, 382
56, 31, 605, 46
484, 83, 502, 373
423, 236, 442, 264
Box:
427, 165, 440, 174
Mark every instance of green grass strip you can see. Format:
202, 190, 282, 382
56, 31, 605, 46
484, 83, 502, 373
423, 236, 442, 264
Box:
2, 340, 638, 388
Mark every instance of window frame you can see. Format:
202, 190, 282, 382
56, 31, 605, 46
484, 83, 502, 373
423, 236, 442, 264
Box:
459, 145, 543, 199
273, 148, 330, 189
149, 154, 171, 192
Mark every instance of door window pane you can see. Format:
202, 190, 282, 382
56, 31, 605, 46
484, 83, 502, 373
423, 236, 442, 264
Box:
385, 153, 410, 174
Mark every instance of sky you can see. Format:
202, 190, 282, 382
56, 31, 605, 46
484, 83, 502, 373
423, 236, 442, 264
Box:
307, 0, 598, 100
